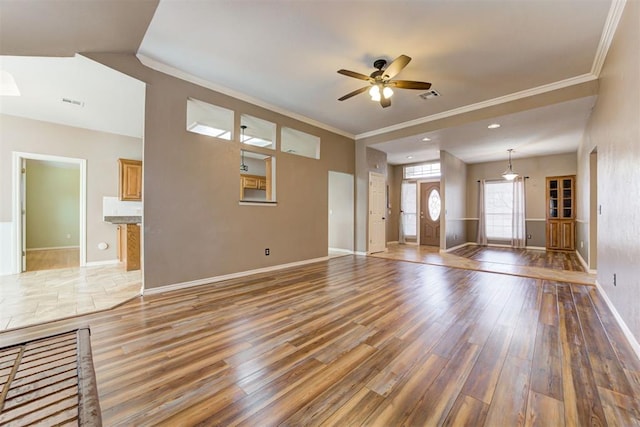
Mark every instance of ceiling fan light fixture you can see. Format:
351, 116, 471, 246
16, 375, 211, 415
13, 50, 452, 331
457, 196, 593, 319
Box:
369, 85, 381, 101
502, 149, 519, 181
383, 86, 393, 99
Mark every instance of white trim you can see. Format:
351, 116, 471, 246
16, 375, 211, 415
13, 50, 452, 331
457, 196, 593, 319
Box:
328, 247, 354, 255
575, 249, 597, 274
591, 0, 627, 76
524, 246, 546, 251
137, 54, 354, 140
143, 256, 330, 296
27, 246, 80, 251
594, 280, 640, 361
356, 74, 596, 140
354, 251, 368, 256
85, 259, 119, 267
576, 219, 589, 224
238, 201, 278, 207
449, 218, 546, 221
386, 241, 399, 245
12, 152, 87, 274
444, 242, 474, 252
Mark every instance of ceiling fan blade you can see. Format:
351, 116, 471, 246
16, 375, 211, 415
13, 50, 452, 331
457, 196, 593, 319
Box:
337, 69, 373, 81
338, 86, 370, 101
390, 80, 432, 90
380, 96, 391, 108
382, 55, 411, 79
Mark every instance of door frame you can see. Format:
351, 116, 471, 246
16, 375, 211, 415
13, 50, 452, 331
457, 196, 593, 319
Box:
12, 152, 87, 273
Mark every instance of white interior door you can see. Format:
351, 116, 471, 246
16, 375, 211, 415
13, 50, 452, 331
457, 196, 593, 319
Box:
368, 172, 386, 254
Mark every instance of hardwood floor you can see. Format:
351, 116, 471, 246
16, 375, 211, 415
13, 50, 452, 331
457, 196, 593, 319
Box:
26, 248, 79, 271
1, 256, 638, 426
449, 245, 585, 272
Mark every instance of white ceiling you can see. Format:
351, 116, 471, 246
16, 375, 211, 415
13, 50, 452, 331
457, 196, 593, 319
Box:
0, 0, 620, 165
0, 55, 145, 138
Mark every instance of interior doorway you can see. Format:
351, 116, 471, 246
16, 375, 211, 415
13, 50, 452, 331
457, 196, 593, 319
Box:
13, 152, 87, 274
328, 171, 354, 255
419, 181, 441, 246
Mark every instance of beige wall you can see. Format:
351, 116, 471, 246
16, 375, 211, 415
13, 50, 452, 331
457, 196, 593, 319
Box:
441, 151, 467, 249
466, 152, 577, 247
86, 53, 355, 289
577, 0, 640, 342
25, 160, 80, 249
0, 114, 142, 264
355, 143, 387, 253
386, 165, 402, 243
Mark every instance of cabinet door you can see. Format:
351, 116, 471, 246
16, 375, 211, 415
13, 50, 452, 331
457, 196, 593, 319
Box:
547, 220, 560, 249
119, 159, 142, 201
560, 221, 575, 250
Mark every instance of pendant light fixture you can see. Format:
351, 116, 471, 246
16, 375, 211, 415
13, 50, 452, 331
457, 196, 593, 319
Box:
502, 149, 519, 181
240, 125, 248, 172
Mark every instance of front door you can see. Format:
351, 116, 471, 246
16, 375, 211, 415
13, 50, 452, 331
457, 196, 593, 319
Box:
420, 182, 441, 246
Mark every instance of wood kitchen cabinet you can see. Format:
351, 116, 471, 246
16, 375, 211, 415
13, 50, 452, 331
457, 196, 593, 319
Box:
546, 175, 575, 251
118, 158, 142, 201
117, 224, 141, 271
240, 174, 267, 199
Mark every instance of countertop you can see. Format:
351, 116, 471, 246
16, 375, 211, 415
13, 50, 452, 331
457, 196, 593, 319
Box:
104, 216, 142, 224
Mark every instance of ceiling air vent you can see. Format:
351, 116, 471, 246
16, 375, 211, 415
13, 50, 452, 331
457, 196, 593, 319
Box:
62, 97, 84, 107
419, 90, 441, 100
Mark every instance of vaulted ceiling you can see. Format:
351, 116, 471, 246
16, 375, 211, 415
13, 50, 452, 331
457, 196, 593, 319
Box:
0, 0, 623, 164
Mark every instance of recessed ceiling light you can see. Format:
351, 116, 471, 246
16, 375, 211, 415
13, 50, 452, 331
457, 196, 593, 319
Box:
406, 155, 413, 159
488, 123, 501, 129
422, 137, 431, 142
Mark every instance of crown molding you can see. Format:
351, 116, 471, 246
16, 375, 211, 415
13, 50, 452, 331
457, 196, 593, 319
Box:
591, 0, 627, 76
136, 54, 355, 140
355, 73, 597, 140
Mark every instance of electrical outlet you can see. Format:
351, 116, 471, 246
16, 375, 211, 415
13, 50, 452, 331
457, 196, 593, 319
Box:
580, 241, 584, 248
265, 248, 270, 256
527, 234, 532, 239
66, 234, 71, 239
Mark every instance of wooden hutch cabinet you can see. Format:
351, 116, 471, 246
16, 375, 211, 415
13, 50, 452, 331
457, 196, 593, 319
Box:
546, 175, 575, 251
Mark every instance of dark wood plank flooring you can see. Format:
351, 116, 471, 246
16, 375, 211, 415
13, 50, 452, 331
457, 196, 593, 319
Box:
0, 256, 638, 426
450, 246, 585, 272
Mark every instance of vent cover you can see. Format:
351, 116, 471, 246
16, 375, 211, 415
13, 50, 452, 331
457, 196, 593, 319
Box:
419, 90, 441, 100
62, 98, 84, 107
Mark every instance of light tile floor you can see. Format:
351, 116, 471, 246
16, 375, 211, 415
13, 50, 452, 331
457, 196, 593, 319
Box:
0, 265, 141, 331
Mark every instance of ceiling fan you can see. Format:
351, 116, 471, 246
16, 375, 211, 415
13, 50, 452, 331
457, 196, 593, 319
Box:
337, 55, 431, 108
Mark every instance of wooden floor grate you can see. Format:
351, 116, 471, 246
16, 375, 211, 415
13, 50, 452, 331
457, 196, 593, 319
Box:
0, 328, 101, 426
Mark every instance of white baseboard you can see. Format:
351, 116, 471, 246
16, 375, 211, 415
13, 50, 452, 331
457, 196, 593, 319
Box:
386, 241, 399, 245
575, 250, 597, 274
328, 247, 354, 255
354, 251, 368, 256
144, 256, 330, 296
445, 242, 474, 252
27, 246, 80, 251
85, 259, 119, 267
525, 246, 546, 251
594, 280, 640, 361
